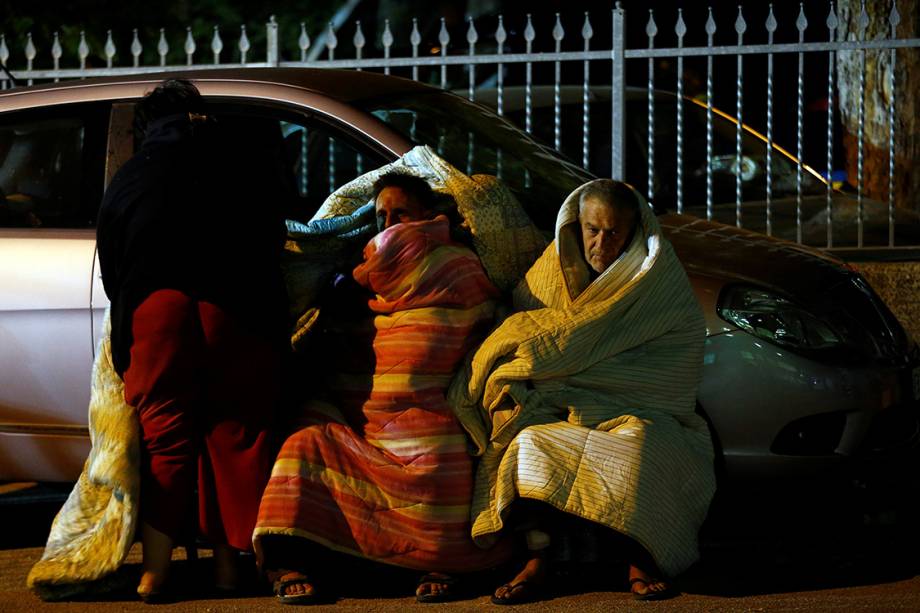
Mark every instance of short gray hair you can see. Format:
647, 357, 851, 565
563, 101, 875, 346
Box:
578, 179, 640, 219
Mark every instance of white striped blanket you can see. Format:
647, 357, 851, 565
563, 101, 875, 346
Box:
447, 181, 716, 576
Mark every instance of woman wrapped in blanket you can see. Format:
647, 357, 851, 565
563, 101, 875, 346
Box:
255, 173, 509, 604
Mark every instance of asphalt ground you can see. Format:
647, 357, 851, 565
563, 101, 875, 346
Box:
2, 483, 920, 612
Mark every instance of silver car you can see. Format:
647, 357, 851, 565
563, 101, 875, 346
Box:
0, 70, 917, 498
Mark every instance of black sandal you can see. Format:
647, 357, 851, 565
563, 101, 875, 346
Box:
416, 572, 460, 603
630, 576, 678, 601
273, 573, 320, 605
491, 580, 542, 605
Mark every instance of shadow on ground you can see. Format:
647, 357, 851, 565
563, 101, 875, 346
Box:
4, 478, 920, 604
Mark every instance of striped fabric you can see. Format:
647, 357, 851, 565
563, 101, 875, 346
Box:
448, 182, 716, 577
254, 216, 509, 572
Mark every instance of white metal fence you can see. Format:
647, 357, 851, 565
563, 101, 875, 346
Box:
2, 1, 918, 249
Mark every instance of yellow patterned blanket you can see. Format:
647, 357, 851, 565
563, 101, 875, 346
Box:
27, 313, 139, 600
447, 182, 716, 576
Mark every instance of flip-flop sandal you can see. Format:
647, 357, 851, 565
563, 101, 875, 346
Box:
630, 577, 678, 601
490, 580, 542, 605
416, 572, 460, 603
273, 574, 319, 605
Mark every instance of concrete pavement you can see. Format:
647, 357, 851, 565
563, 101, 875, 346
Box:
0, 497, 920, 613
2, 545, 920, 612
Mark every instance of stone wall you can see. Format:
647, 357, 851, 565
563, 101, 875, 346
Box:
853, 261, 920, 344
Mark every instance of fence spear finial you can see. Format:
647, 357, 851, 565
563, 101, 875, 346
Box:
157, 28, 168, 66
78, 30, 89, 70
299, 22, 310, 61
796, 3, 808, 36
766, 5, 777, 34
734, 6, 747, 36
104, 30, 116, 67
52, 31, 62, 68
25, 32, 36, 65
466, 15, 478, 45
410, 17, 421, 47
646, 10, 658, 40
211, 25, 223, 64
354, 20, 365, 56
130, 29, 142, 67
184, 26, 196, 65
496, 15, 507, 46
326, 21, 338, 60
582, 12, 594, 41
439, 17, 450, 48
553, 13, 564, 41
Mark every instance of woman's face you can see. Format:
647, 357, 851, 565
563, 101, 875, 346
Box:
375, 186, 426, 231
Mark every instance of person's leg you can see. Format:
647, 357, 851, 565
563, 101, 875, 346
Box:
123, 289, 205, 597
492, 500, 552, 605
136, 523, 175, 597
603, 529, 676, 600
626, 545, 674, 600
415, 571, 461, 603
260, 535, 325, 602
196, 301, 281, 584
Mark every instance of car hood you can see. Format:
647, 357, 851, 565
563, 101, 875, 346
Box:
660, 213, 852, 298
662, 214, 912, 362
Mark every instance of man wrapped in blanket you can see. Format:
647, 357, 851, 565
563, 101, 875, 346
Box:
448, 179, 716, 603
255, 173, 509, 604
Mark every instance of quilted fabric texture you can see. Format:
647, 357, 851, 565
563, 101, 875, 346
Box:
448, 181, 716, 576
313, 146, 547, 293
27, 312, 140, 600
255, 217, 510, 572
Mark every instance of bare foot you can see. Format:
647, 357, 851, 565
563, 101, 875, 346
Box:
629, 565, 676, 601
137, 522, 173, 599
492, 554, 547, 604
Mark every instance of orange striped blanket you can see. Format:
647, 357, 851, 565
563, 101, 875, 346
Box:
254, 216, 509, 572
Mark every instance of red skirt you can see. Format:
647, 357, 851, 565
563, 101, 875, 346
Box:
123, 289, 280, 551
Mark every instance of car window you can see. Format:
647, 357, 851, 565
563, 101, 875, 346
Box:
361, 91, 593, 232
639, 100, 825, 211
190, 101, 390, 221
497, 92, 825, 213
0, 104, 107, 229
279, 119, 386, 221
127, 102, 387, 223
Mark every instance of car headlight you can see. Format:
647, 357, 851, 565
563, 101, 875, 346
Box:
717, 286, 842, 351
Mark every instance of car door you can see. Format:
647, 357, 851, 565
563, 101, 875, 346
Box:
198, 100, 390, 221
0, 102, 108, 481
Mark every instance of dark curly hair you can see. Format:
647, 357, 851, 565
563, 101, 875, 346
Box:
371, 172, 436, 210
134, 78, 206, 135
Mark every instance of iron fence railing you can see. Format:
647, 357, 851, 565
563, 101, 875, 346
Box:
1, 2, 918, 249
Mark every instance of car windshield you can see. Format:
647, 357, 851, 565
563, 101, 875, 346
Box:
490, 88, 825, 213
360, 91, 593, 232
643, 98, 826, 211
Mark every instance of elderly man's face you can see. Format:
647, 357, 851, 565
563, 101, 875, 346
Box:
579, 197, 636, 274
375, 186, 426, 230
